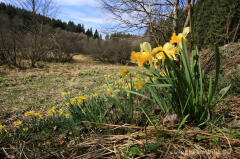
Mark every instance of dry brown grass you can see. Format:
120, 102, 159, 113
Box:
0, 52, 239, 158
72, 54, 95, 62
52, 121, 240, 159
0, 55, 139, 123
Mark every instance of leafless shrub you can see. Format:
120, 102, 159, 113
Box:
83, 37, 146, 64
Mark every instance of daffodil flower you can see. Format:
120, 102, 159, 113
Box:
13, 121, 22, 126
0, 125, 5, 131
163, 42, 178, 60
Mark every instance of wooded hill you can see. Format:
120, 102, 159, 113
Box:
0, 2, 101, 39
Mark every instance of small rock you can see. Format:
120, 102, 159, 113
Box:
163, 113, 178, 125
228, 119, 240, 128
19, 96, 25, 101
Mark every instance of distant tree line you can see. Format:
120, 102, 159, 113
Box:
0, 2, 143, 68
102, 0, 240, 49
0, 2, 101, 39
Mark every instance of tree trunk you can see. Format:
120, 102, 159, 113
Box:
184, 0, 194, 32
173, 0, 179, 33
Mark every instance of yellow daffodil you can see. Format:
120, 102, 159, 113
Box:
70, 99, 77, 105
130, 42, 153, 67
24, 110, 35, 116
114, 89, 120, 93
160, 69, 169, 76
59, 109, 64, 115
47, 110, 54, 116
65, 113, 70, 118
23, 127, 29, 132
38, 114, 43, 119
127, 93, 130, 99
77, 99, 83, 104
138, 52, 151, 67
106, 88, 111, 94
34, 113, 43, 119
120, 67, 129, 76
152, 46, 163, 55
170, 27, 190, 50
179, 27, 190, 39
93, 93, 98, 97
76, 96, 88, 100
170, 32, 181, 44
163, 42, 178, 60
135, 81, 145, 91
61, 92, 66, 97
47, 106, 56, 116
140, 42, 152, 53
130, 51, 138, 63
155, 52, 166, 64
0, 125, 5, 131
13, 121, 22, 126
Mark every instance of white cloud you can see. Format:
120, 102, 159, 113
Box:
57, 7, 109, 25
78, 17, 104, 24
56, 2, 116, 25
54, 0, 100, 7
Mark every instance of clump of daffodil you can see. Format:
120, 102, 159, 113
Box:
47, 106, 56, 116
120, 67, 130, 76
0, 125, 5, 131
76, 96, 89, 100
131, 27, 190, 68
35, 113, 43, 119
24, 110, 43, 119
24, 110, 35, 116
69, 95, 89, 105
23, 127, 29, 132
13, 121, 22, 126
92, 93, 98, 97
65, 113, 70, 118
59, 109, 64, 115
114, 89, 120, 93
61, 92, 67, 97
135, 81, 145, 91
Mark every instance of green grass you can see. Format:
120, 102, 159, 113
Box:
0, 61, 130, 122
0, 56, 239, 158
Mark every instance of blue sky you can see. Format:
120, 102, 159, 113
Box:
54, 0, 112, 34
1, 0, 145, 36
1, 0, 116, 35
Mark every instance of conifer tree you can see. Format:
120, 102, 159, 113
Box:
86, 28, 93, 38
192, 0, 240, 47
67, 21, 76, 32
93, 29, 99, 39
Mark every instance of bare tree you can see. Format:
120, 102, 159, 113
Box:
101, 0, 194, 44
184, 0, 195, 31
4, 0, 58, 67
6, 0, 57, 17
173, 0, 179, 33
101, 0, 172, 30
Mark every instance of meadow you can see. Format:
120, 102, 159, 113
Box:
0, 0, 239, 158
0, 40, 239, 158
